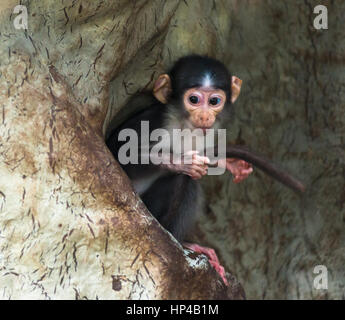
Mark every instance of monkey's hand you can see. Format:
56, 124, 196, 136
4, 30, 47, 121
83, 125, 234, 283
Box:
160, 151, 210, 180
218, 158, 253, 183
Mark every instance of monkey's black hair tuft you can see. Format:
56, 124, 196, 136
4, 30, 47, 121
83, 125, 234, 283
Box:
168, 55, 232, 102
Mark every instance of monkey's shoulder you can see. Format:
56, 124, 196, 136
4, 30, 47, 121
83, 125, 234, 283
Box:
113, 103, 166, 134
106, 103, 167, 155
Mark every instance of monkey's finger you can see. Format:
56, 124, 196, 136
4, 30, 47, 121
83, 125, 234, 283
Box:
232, 175, 243, 183
183, 150, 199, 164
226, 158, 238, 163
233, 170, 252, 183
227, 158, 250, 167
185, 150, 199, 157
239, 159, 252, 169
191, 164, 208, 175
189, 170, 203, 180
240, 167, 253, 175
193, 155, 210, 165
188, 166, 208, 179
181, 164, 205, 178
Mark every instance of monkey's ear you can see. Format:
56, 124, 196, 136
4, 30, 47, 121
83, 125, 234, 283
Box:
153, 74, 172, 104
231, 76, 242, 103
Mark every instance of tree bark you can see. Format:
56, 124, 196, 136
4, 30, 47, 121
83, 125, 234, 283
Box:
0, 0, 245, 299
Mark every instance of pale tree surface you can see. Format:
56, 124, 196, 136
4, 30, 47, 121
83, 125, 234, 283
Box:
0, 0, 343, 300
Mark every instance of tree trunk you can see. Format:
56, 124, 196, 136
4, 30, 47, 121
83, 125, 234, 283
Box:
0, 0, 244, 299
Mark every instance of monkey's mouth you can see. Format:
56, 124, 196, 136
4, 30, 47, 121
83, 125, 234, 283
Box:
200, 127, 212, 135
192, 126, 209, 135
185, 120, 211, 135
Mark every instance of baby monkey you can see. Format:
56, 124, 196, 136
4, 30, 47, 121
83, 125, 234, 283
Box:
107, 55, 252, 285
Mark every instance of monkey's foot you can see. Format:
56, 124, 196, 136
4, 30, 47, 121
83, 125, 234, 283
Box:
218, 158, 253, 183
184, 243, 228, 286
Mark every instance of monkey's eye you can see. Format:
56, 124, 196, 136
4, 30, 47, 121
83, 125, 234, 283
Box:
189, 95, 199, 104
209, 97, 221, 106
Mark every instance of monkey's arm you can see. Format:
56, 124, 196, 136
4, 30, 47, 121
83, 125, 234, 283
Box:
153, 151, 210, 180
209, 145, 306, 193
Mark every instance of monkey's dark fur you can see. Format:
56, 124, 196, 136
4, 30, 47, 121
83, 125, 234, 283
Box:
106, 55, 306, 243
107, 55, 232, 241
107, 104, 204, 241
169, 55, 232, 102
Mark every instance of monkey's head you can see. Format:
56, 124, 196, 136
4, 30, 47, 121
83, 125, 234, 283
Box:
153, 55, 242, 131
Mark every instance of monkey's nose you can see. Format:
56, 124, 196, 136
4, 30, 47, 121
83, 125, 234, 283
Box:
199, 114, 210, 122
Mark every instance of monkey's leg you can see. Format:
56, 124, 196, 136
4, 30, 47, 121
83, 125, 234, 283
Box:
142, 175, 229, 284
141, 174, 200, 241
184, 243, 228, 286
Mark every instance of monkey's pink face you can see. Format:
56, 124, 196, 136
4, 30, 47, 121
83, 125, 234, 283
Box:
183, 87, 226, 130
